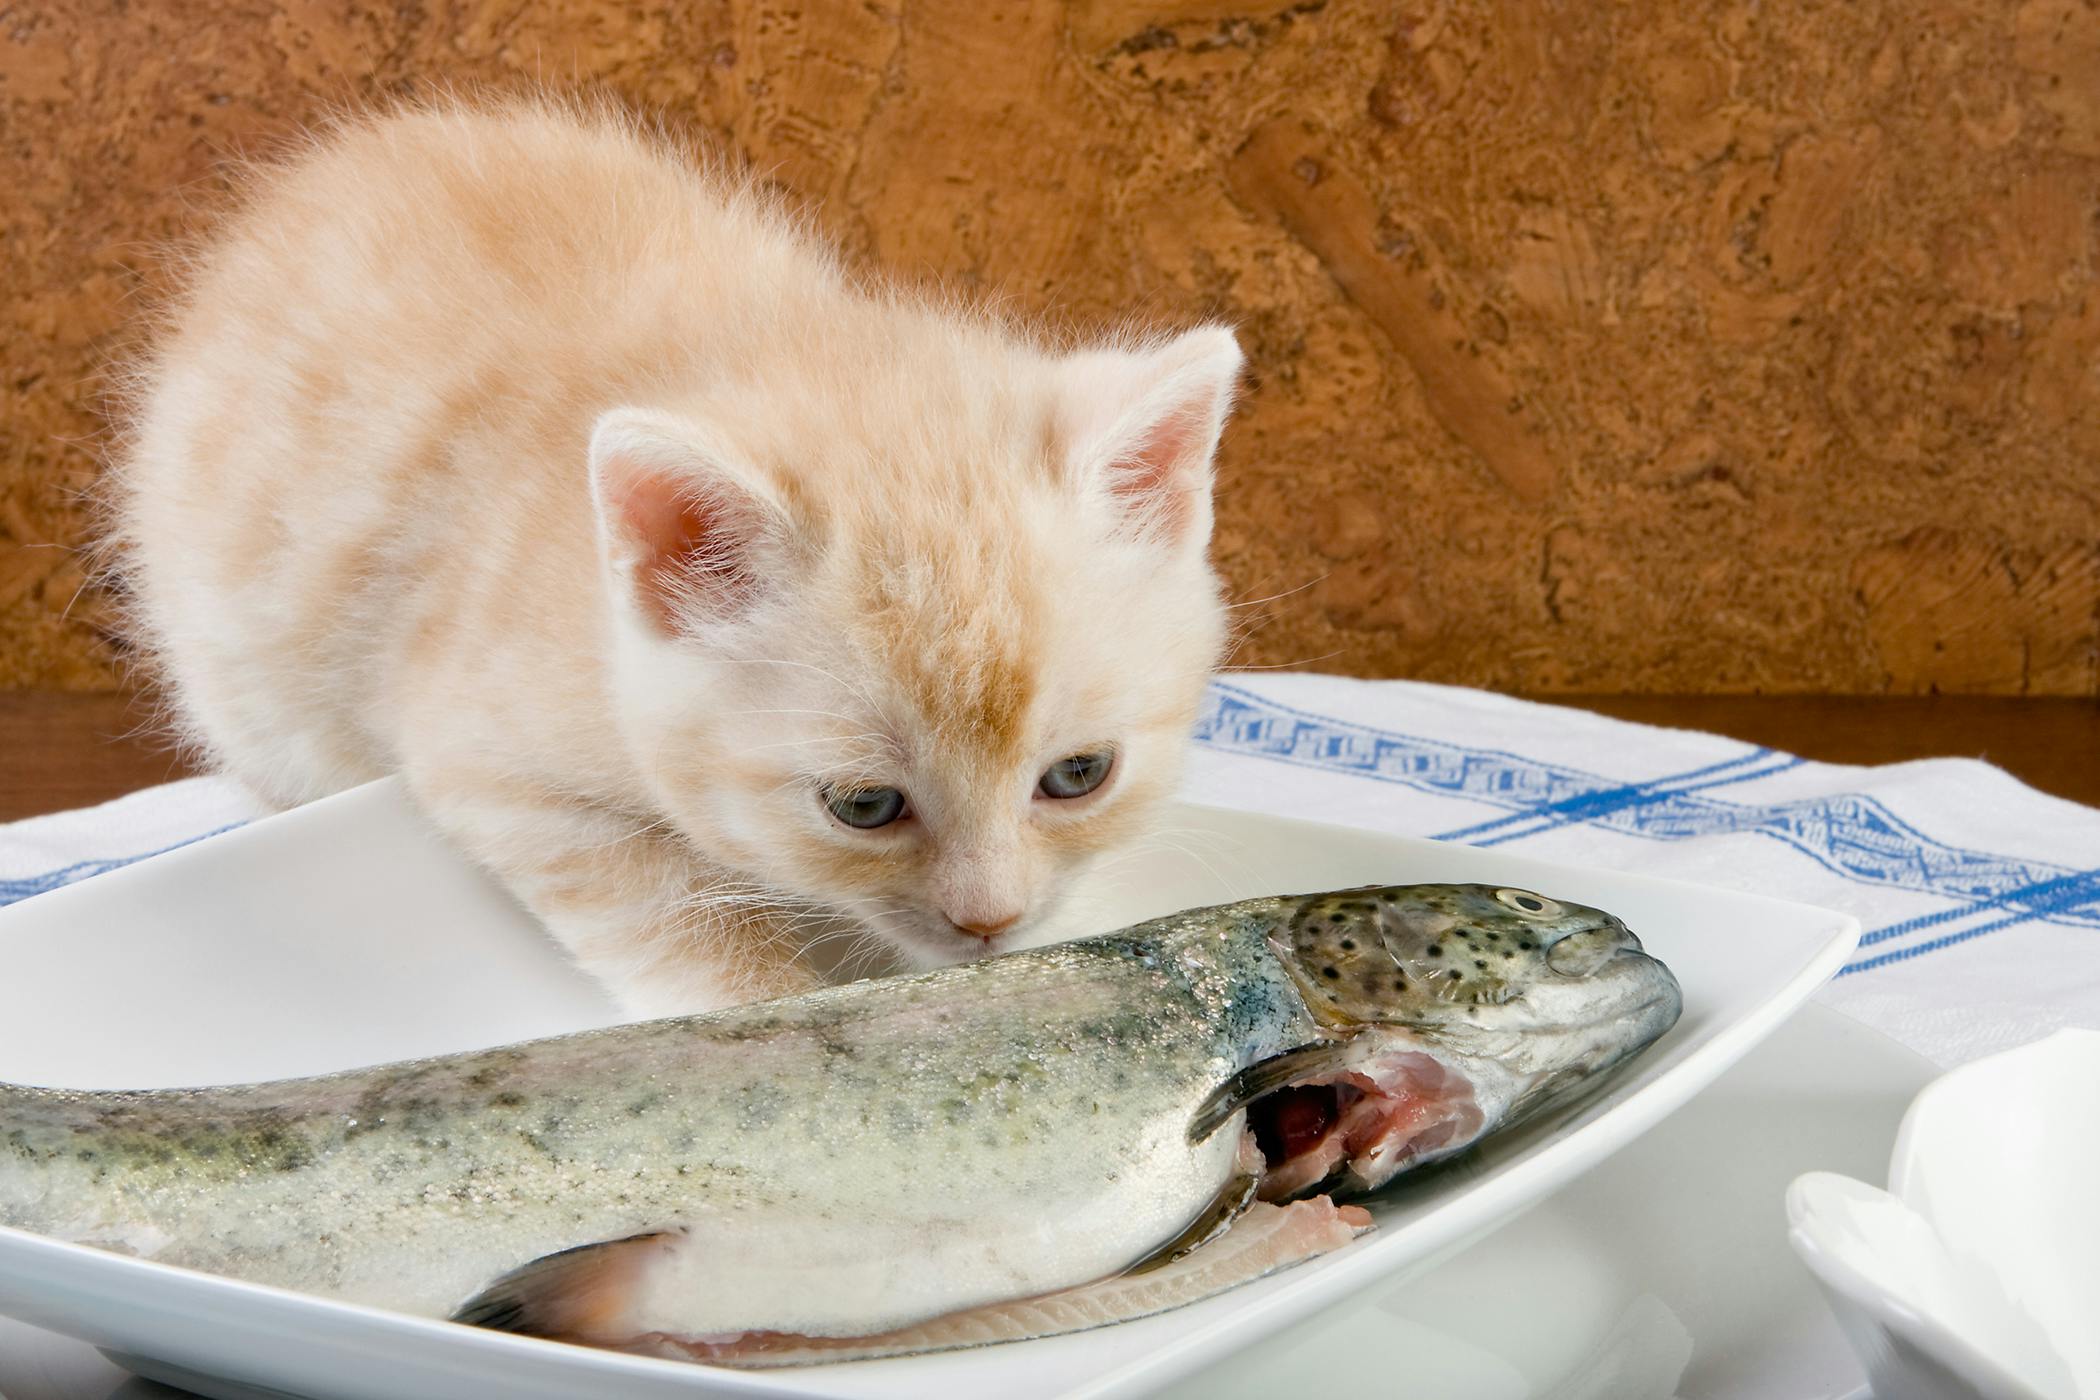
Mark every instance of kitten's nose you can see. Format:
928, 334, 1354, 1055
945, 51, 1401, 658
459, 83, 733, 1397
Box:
949, 912, 1020, 941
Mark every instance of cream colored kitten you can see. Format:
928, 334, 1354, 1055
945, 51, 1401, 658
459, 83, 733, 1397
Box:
113, 99, 1240, 1016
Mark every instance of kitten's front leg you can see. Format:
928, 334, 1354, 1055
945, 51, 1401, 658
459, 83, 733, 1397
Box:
412, 768, 825, 1017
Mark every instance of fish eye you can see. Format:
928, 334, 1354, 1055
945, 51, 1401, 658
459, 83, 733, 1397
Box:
822, 785, 908, 830
1039, 748, 1114, 800
1495, 889, 1560, 917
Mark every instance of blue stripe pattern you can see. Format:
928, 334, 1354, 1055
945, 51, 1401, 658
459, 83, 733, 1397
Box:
1436, 747, 1781, 842
1191, 681, 2100, 971
1838, 868, 2100, 975
0, 824, 246, 910
1468, 755, 1806, 849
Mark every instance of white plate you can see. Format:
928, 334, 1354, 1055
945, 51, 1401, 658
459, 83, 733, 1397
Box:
0, 1002, 1926, 1400
0, 779, 1858, 1400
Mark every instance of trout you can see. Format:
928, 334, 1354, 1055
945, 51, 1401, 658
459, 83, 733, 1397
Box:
0, 884, 1679, 1365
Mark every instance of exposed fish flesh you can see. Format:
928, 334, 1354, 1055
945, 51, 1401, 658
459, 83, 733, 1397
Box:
0, 884, 1679, 1365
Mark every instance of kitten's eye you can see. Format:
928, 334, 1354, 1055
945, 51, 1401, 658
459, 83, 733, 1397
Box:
1039, 750, 1114, 800
823, 786, 908, 830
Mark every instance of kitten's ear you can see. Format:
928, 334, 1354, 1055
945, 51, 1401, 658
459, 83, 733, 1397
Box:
587, 408, 786, 635
1057, 325, 1244, 548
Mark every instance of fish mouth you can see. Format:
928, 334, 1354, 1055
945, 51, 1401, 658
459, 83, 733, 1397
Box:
1597, 947, 1684, 1036
1243, 1048, 1486, 1201
1238, 947, 1679, 1200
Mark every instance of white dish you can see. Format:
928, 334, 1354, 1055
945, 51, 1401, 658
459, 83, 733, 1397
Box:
1789, 1029, 2100, 1400
0, 778, 1859, 1400
2, 1002, 1929, 1400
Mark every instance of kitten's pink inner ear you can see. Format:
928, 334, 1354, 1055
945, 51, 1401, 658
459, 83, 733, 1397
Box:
602, 465, 759, 633
1104, 406, 1209, 535
1065, 326, 1243, 547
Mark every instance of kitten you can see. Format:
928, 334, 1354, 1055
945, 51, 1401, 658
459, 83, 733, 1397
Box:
111, 99, 1241, 1016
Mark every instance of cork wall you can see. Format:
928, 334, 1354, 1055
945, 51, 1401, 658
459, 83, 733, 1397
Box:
3, 0, 2098, 693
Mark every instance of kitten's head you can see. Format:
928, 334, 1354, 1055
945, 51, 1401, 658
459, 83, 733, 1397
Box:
588, 317, 1242, 973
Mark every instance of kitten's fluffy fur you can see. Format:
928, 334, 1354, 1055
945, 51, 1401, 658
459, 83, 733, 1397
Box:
112, 99, 1240, 1015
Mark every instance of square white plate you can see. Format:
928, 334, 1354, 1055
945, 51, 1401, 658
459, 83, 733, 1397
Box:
0, 779, 1857, 1400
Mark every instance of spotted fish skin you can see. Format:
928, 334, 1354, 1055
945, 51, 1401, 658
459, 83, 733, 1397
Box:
0, 884, 1679, 1356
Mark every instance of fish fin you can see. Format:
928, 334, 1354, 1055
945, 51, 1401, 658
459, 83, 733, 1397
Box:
1123, 1171, 1261, 1275
452, 1231, 680, 1342
647, 1198, 1375, 1368
1187, 1041, 1357, 1144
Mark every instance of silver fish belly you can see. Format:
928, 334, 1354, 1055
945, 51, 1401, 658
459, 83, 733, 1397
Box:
0, 884, 1680, 1363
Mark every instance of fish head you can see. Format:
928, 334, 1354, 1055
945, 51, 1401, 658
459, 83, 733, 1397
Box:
1270, 883, 1672, 1036
1233, 884, 1682, 1196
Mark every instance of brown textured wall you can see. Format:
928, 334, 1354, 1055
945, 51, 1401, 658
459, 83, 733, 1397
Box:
3, 1, 2099, 693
